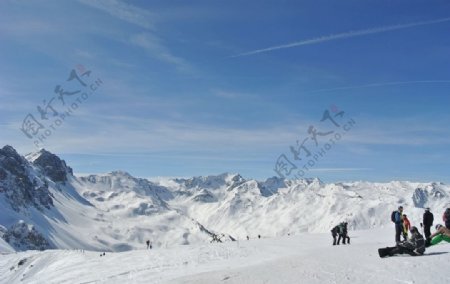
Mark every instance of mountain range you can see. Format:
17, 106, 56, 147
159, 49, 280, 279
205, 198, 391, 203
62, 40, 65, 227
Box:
1, 145, 449, 253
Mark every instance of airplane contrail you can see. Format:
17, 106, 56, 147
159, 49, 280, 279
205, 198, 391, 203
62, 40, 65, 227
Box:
231, 17, 450, 58
307, 80, 450, 93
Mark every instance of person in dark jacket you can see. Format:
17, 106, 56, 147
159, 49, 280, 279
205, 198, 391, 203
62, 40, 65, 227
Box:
393, 206, 404, 244
331, 225, 339, 245
379, 226, 426, 257
422, 208, 434, 242
337, 222, 350, 245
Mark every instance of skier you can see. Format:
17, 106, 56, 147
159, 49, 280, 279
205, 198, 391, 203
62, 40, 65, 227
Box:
246, 236, 249, 241
428, 224, 450, 246
378, 226, 425, 257
443, 208, 450, 229
258, 234, 261, 239
331, 225, 339, 245
422, 208, 434, 242
146, 240, 150, 249
402, 214, 411, 241
392, 206, 404, 244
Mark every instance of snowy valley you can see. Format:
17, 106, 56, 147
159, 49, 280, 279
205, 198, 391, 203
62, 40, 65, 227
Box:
1, 145, 450, 283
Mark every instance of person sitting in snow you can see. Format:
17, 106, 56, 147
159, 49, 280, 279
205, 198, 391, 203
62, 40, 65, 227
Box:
427, 224, 450, 246
402, 214, 411, 241
378, 226, 425, 257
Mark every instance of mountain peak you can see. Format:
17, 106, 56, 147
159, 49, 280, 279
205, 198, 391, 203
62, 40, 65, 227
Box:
109, 170, 134, 178
28, 149, 73, 183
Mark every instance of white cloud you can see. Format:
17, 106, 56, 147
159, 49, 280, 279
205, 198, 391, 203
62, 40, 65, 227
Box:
129, 33, 190, 71
232, 17, 450, 57
309, 168, 371, 172
307, 80, 450, 94
78, 0, 155, 30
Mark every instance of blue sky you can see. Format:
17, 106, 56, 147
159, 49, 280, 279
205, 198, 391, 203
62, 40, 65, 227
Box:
1, 0, 450, 182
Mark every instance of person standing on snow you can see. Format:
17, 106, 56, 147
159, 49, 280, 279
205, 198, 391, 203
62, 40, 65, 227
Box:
422, 208, 434, 242
331, 225, 339, 245
392, 206, 404, 244
402, 214, 411, 241
337, 222, 350, 245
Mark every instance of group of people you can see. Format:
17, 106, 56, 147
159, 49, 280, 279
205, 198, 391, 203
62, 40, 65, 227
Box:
379, 207, 450, 258
331, 222, 350, 245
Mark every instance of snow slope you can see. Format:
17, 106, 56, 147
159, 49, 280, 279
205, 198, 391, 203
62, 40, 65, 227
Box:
1, 227, 449, 284
2, 145, 450, 254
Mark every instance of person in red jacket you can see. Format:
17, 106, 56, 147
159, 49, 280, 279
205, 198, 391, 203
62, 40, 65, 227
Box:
403, 214, 411, 241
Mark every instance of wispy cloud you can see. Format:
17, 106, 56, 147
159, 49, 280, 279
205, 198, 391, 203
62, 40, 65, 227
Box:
78, 0, 155, 30
78, 0, 191, 71
309, 168, 371, 172
307, 80, 450, 93
231, 17, 450, 57
129, 33, 190, 71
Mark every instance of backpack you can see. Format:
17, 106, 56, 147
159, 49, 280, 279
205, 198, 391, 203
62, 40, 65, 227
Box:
391, 211, 397, 223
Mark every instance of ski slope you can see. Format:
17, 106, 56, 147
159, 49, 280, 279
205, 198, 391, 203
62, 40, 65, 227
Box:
1, 228, 449, 284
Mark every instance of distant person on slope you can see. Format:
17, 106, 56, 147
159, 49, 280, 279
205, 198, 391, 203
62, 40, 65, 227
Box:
422, 208, 434, 242
343, 222, 350, 244
378, 226, 426, 258
443, 208, 450, 229
331, 225, 339, 245
392, 206, 404, 244
402, 214, 411, 241
427, 224, 450, 246
337, 222, 350, 245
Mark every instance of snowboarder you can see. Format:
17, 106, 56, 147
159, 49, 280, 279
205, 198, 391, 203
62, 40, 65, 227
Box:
378, 226, 425, 258
392, 206, 404, 244
428, 224, 450, 246
422, 208, 434, 242
402, 214, 411, 241
443, 208, 450, 229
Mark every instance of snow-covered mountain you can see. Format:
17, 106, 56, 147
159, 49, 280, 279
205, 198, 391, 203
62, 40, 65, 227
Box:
1, 145, 450, 253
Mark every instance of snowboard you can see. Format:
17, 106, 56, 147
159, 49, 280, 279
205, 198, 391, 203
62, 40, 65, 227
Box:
378, 247, 391, 258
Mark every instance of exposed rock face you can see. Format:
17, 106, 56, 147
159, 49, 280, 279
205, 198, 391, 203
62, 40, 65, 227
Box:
0, 146, 53, 211
31, 149, 73, 183
2, 220, 50, 251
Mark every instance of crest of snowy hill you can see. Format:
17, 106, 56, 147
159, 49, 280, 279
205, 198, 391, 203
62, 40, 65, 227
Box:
152, 175, 450, 238
1, 145, 450, 253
